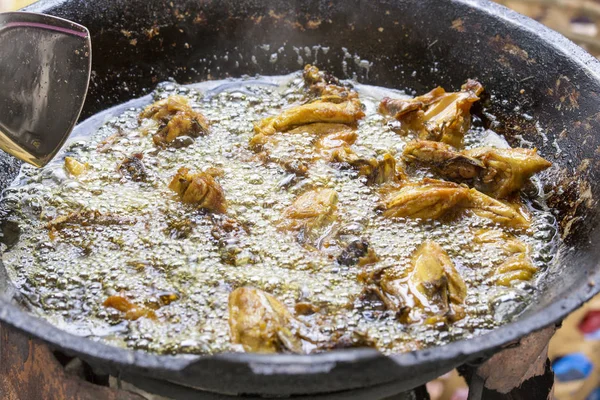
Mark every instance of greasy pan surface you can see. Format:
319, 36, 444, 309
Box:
0, 0, 599, 396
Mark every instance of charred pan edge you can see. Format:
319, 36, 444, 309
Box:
0, 0, 598, 396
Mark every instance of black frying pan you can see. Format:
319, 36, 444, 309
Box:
1, 0, 600, 397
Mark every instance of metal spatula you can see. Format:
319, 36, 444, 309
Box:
0, 12, 91, 167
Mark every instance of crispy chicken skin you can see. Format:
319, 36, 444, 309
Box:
473, 229, 537, 285
139, 95, 209, 147
382, 179, 531, 228
372, 241, 467, 323
228, 287, 303, 353
380, 80, 483, 148
463, 147, 552, 198
379, 87, 447, 119
168, 167, 227, 213
281, 189, 338, 232
382, 179, 470, 219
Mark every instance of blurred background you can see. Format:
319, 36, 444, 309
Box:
2, 0, 600, 399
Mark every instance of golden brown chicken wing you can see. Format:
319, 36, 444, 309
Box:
281, 189, 338, 233
379, 87, 448, 119
228, 287, 303, 353
168, 167, 227, 213
139, 95, 209, 147
382, 179, 470, 219
463, 147, 552, 198
380, 80, 483, 147
382, 179, 530, 228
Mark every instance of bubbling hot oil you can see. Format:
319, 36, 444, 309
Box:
0, 73, 557, 355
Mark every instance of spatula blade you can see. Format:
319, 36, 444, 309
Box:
0, 12, 91, 167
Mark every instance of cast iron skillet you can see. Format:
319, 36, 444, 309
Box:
1, 0, 600, 397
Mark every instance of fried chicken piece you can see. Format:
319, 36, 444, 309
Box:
381, 179, 530, 228
408, 241, 467, 312
103, 295, 156, 320
253, 99, 365, 141
463, 147, 552, 198
473, 229, 537, 285
168, 167, 227, 213
228, 287, 303, 353
281, 189, 338, 232
382, 179, 470, 219
379, 87, 447, 120
403, 141, 552, 198
358, 153, 399, 185
380, 80, 483, 147
302, 64, 358, 103
403, 140, 483, 180
117, 153, 147, 182
465, 188, 531, 229
252, 123, 356, 175
369, 241, 466, 323
64, 156, 88, 177
139, 95, 209, 147
327, 146, 400, 185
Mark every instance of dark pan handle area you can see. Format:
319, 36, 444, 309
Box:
0, 0, 598, 396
